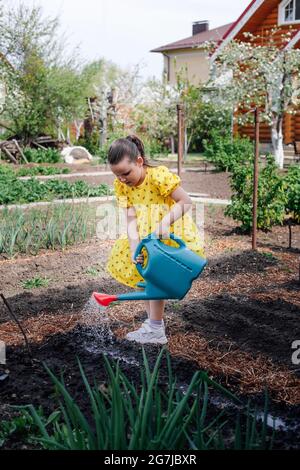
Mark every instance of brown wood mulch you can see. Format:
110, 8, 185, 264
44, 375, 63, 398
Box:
0, 236, 299, 405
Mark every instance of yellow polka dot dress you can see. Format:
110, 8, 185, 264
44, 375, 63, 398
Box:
106, 165, 205, 289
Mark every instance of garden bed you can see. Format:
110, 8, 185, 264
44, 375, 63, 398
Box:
1, 160, 232, 200
0, 207, 299, 449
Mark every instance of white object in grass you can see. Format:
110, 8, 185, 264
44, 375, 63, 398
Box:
61, 146, 93, 164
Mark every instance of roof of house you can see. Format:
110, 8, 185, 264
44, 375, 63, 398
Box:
212, 0, 300, 60
151, 23, 234, 53
219, 0, 258, 45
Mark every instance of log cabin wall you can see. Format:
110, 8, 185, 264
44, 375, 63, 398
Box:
232, 0, 300, 145
236, 1, 297, 47
237, 112, 300, 145
295, 113, 300, 140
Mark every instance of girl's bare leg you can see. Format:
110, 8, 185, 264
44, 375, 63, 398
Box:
149, 300, 166, 321
144, 300, 150, 318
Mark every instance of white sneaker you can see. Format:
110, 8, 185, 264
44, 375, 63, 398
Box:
144, 318, 165, 327
126, 321, 168, 345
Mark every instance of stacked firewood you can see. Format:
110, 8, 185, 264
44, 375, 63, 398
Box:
0, 136, 64, 164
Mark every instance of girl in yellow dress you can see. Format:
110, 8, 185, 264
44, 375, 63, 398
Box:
106, 135, 204, 345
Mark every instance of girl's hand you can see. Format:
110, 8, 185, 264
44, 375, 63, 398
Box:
132, 252, 144, 265
154, 223, 170, 240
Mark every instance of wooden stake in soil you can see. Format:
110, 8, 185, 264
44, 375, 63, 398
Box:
0, 293, 33, 362
177, 103, 184, 178
252, 108, 260, 251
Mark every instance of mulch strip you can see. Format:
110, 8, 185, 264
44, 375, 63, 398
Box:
1, 236, 299, 405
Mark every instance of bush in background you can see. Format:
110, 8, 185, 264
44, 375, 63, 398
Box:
77, 129, 126, 161
284, 165, 300, 223
203, 132, 254, 172
225, 155, 286, 232
141, 135, 168, 157
283, 164, 300, 248
186, 102, 232, 153
23, 148, 62, 164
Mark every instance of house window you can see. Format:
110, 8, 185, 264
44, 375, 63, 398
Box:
285, 0, 294, 20
280, 0, 300, 23
297, 0, 300, 19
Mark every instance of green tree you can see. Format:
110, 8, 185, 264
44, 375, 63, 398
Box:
181, 84, 231, 153
133, 78, 178, 152
208, 30, 300, 169
0, 2, 86, 142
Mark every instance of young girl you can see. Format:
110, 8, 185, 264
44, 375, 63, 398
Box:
106, 135, 204, 345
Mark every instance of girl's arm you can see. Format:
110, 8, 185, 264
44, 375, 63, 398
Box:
155, 186, 192, 238
126, 207, 144, 264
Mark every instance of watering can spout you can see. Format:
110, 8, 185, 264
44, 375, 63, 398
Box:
93, 286, 169, 307
93, 293, 118, 307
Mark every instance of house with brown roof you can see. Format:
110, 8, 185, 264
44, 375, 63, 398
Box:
151, 21, 233, 86
152, 0, 300, 153
211, 0, 300, 147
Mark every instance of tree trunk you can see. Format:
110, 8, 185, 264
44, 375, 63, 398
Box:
271, 117, 284, 169
288, 218, 292, 250
74, 120, 83, 141
183, 127, 188, 162
186, 131, 194, 154
66, 127, 70, 145
170, 135, 175, 154
57, 127, 65, 141
99, 117, 107, 148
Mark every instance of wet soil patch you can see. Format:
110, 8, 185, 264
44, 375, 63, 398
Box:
0, 325, 299, 450
0, 325, 201, 448
0, 325, 198, 410
0, 278, 131, 324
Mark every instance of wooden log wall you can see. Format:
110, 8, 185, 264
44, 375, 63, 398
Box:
295, 112, 300, 141
235, 111, 300, 144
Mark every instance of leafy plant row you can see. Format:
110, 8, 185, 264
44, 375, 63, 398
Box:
0, 164, 69, 177
0, 174, 111, 205
0, 204, 96, 257
1, 349, 275, 450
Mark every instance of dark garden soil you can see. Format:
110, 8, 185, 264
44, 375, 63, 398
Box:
1, 324, 300, 450
0, 208, 299, 449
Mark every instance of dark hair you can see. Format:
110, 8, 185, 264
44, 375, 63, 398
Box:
108, 135, 156, 167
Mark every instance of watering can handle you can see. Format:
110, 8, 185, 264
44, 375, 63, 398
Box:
167, 232, 186, 248
134, 232, 186, 276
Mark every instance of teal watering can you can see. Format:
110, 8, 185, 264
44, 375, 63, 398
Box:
93, 233, 207, 307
